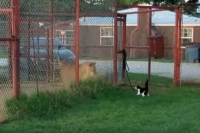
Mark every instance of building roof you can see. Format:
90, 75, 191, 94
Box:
80, 7, 200, 26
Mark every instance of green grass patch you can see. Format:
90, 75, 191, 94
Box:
127, 58, 188, 63
127, 73, 173, 86
5, 78, 111, 120
1, 84, 200, 133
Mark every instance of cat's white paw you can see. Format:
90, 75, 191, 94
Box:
141, 92, 145, 97
137, 89, 140, 95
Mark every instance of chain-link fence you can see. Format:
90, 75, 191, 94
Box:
19, 0, 119, 94
180, 4, 200, 85
117, 6, 176, 86
19, 0, 77, 94
0, 0, 12, 121
1, 1, 200, 120
78, 0, 118, 84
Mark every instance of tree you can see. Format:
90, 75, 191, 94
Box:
118, 0, 199, 15
20, 0, 116, 13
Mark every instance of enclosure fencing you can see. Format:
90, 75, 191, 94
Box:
0, 0, 200, 121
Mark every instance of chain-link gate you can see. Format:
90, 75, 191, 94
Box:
1, 1, 200, 122
19, 0, 77, 94
116, 5, 178, 86
19, 0, 120, 94
180, 3, 200, 85
0, 0, 19, 121
78, 0, 116, 84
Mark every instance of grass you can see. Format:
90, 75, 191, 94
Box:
0, 52, 8, 58
0, 76, 200, 133
127, 58, 188, 63
127, 72, 173, 86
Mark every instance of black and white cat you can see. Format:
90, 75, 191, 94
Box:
135, 79, 149, 97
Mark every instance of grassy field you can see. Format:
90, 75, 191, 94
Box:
0, 75, 200, 133
126, 73, 173, 86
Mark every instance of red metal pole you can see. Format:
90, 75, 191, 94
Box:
11, 0, 20, 99
75, 0, 80, 85
173, 8, 178, 86
113, 2, 118, 85
121, 15, 126, 83
147, 7, 152, 82
177, 6, 182, 85
0, 9, 12, 13
8, 20, 12, 85
119, 9, 165, 15
49, 0, 54, 83
46, 30, 50, 82
117, 4, 175, 10
173, 7, 181, 87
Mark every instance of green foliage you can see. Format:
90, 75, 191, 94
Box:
5, 78, 111, 120
118, 0, 199, 15
127, 73, 173, 85
69, 78, 112, 99
20, 0, 115, 13
5, 90, 72, 119
2, 85, 200, 133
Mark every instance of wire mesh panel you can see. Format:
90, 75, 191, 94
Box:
20, 0, 76, 94
122, 6, 175, 86
180, 4, 200, 85
0, 0, 12, 121
149, 8, 176, 86
79, 0, 116, 83
116, 20, 123, 84
0, 42, 12, 120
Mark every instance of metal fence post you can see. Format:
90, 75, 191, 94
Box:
173, 6, 181, 87
75, 0, 80, 85
113, 0, 118, 85
49, 0, 54, 83
121, 15, 126, 83
11, 0, 20, 99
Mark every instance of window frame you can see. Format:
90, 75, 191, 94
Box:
65, 30, 74, 45
100, 27, 114, 46
181, 27, 194, 43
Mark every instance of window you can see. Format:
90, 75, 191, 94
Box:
65, 30, 74, 45
181, 28, 193, 43
100, 27, 114, 46
55, 30, 62, 41
54, 30, 74, 45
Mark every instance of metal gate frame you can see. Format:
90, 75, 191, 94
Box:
0, 0, 20, 99
113, 13, 127, 85
116, 4, 182, 87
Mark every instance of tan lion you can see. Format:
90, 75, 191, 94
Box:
58, 59, 97, 86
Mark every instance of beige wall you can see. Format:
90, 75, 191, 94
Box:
54, 23, 200, 60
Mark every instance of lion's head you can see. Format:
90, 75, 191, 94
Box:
58, 59, 97, 86
79, 62, 97, 80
